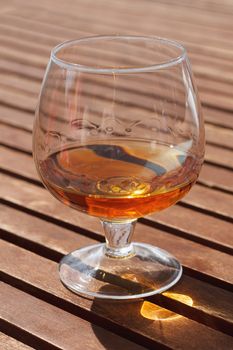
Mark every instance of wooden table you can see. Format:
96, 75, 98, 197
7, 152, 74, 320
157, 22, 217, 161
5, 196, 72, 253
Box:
0, 0, 233, 349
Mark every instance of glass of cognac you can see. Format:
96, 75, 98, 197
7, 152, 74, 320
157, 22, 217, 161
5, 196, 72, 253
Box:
33, 35, 205, 299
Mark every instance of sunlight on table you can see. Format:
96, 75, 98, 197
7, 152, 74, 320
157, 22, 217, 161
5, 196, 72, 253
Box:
140, 292, 193, 321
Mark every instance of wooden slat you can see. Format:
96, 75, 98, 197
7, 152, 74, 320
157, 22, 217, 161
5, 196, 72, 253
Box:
157, 0, 233, 15
0, 22, 57, 47
0, 203, 96, 254
0, 57, 44, 81
1, 241, 233, 349
0, 28, 232, 128
0, 107, 232, 165
0, 101, 232, 165
0, 45, 47, 68
0, 16, 231, 80
205, 144, 233, 169
0, 146, 232, 254
9, 4, 233, 50
0, 88, 35, 113
3, 10, 231, 87
204, 124, 233, 149
6, 71, 230, 155
165, 0, 233, 13
11, 0, 233, 29
197, 75, 233, 100
148, 205, 233, 252
0, 34, 50, 57
0, 173, 233, 287
0, 146, 37, 180
0, 30, 232, 127
0, 126, 227, 200
1, 45, 232, 116
1, 205, 233, 331
1, 8, 233, 90
0, 332, 33, 350
1, 133, 232, 232
2, 70, 233, 145
0, 87, 233, 168
0, 1, 232, 348
199, 163, 233, 192
2, 52, 233, 137
0, 171, 101, 236
183, 183, 233, 219
88, 0, 233, 30
1, 18, 231, 107
0, 106, 33, 132
2, 3, 233, 90
0, 14, 77, 46
0, 282, 145, 350
0, 124, 32, 154
0, 73, 39, 96
203, 107, 233, 130
1, 124, 232, 219
0, 50, 228, 131
1, 15, 230, 91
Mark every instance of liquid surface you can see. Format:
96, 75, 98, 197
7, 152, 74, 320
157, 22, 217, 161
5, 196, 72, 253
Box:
39, 140, 200, 219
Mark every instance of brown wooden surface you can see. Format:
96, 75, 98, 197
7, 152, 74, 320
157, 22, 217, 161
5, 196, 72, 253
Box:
0, 0, 233, 349
0, 332, 33, 350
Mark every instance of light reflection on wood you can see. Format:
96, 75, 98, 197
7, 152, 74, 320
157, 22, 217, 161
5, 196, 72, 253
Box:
140, 293, 193, 321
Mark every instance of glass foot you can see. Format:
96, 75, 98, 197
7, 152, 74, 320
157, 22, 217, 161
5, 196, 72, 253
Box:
59, 243, 182, 299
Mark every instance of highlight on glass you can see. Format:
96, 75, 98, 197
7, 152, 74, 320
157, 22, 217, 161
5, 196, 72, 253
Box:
33, 35, 205, 299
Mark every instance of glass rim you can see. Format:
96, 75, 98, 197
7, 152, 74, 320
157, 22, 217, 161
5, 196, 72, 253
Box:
51, 35, 187, 74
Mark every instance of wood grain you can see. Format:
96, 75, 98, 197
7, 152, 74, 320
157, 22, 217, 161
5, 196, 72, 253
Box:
1, 208, 233, 331
0, 147, 232, 255
0, 332, 33, 350
0, 0, 232, 348
1, 124, 232, 222
1, 241, 233, 349
1, 121, 232, 195
0, 282, 146, 350
0, 173, 233, 287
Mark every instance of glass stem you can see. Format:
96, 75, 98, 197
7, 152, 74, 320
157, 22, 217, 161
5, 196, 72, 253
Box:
101, 220, 136, 258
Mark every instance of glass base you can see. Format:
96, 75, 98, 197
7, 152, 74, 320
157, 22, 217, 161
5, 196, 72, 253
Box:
59, 243, 182, 300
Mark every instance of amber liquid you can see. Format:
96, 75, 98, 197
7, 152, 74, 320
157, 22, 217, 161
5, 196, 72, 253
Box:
39, 140, 199, 220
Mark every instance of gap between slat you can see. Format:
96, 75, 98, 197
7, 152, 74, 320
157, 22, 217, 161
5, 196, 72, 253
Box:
0, 320, 62, 350
1, 242, 233, 338
0, 199, 232, 293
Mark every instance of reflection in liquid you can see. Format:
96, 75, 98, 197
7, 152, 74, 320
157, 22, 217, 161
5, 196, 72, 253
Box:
140, 293, 193, 321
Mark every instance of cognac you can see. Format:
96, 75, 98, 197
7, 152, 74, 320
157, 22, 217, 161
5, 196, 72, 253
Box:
39, 140, 200, 220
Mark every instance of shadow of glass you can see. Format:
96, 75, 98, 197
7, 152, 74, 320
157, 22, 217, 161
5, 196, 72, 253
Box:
90, 285, 153, 350
90, 284, 194, 348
